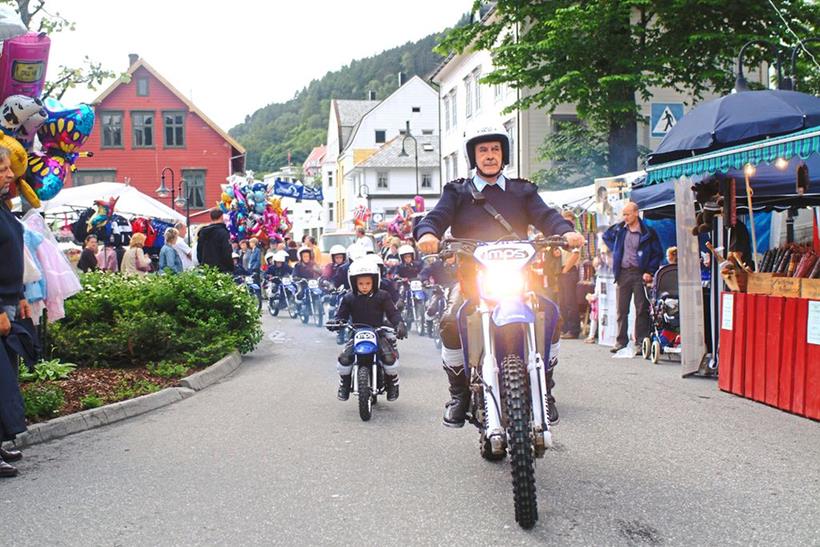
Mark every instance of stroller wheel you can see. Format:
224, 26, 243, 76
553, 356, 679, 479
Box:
650, 340, 661, 364
641, 337, 651, 360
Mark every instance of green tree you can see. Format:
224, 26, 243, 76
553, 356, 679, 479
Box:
2, 0, 118, 100
437, 1, 820, 177
533, 121, 609, 189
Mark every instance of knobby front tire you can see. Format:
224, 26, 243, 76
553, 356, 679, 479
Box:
502, 353, 538, 529
358, 365, 372, 421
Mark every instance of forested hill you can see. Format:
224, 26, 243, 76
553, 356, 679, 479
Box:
229, 31, 451, 174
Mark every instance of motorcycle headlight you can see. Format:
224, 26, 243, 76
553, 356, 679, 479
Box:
479, 265, 525, 301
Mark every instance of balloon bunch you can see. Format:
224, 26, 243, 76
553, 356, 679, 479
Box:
0, 93, 95, 208
219, 174, 292, 242
86, 196, 119, 232
386, 196, 424, 238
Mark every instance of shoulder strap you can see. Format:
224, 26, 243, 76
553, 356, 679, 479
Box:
467, 179, 522, 239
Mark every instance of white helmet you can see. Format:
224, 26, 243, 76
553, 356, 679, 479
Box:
329, 244, 346, 258
348, 258, 380, 296
462, 126, 510, 171
231, 252, 240, 259
297, 246, 313, 260
264, 250, 275, 263
273, 250, 288, 263
398, 244, 415, 258
347, 244, 366, 262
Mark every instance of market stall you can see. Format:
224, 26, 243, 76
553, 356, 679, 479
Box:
643, 90, 820, 420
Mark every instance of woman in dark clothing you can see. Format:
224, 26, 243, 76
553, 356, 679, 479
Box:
77, 235, 99, 273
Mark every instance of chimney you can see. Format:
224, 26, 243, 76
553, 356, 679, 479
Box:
368, 90, 376, 100
398, 72, 406, 86
128, 53, 139, 67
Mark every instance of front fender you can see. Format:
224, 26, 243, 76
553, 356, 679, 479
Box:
491, 299, 534, 327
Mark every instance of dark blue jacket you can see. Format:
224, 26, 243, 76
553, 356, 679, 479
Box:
602, 219, 663, 282
293, 261, 320, 280
0, 203, 24, 307
381, 278, 400, 304
266, 263, 293, 278
1, 320, 39, 441
392, 259, 422, 280
420, 258, 456, 286
414, 177, 573, 242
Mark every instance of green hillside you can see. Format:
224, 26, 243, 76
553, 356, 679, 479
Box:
229, 31, 452, 174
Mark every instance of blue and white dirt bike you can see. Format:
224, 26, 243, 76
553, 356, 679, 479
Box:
424, 283, 448, 349
398, 278, 427, 336
326, 322, 394, 421
234, 273, 262, 313
264, 275, 299, 318
440, 235, 566, 530
297, 278, 325, 326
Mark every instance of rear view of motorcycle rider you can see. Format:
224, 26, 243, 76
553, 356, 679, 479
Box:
332, 259, 408, 401
414, 126, 585, 428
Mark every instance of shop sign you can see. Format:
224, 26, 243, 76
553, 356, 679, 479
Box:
721, 293, 734, 331
808, 300, 820, 346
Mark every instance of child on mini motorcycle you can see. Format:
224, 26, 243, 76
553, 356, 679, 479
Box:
293, 246, 321, 301
329, 259, 407, 402
264, 250, 293, 278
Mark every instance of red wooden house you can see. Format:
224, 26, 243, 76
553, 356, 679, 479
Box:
77, 54, 245, 218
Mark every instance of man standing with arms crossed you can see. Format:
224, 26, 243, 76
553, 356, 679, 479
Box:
414, 127, 585, 427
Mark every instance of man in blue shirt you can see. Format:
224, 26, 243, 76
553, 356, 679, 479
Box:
415, 127, 584, 427
602, 202, 663, 353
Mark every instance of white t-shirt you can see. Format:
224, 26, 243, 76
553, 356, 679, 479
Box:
174, 240, 194, 270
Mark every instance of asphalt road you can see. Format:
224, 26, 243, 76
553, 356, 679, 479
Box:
2, 312, 819, 546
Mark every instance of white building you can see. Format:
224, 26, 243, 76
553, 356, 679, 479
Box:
431, 8, 744, 184
323, 75, 440, 229
263, 166, 323, 240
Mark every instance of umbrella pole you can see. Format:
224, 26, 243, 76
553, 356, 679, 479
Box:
744, 171, 759, 271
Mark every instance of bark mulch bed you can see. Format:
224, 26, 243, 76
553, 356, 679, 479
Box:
21, 367, 197, 424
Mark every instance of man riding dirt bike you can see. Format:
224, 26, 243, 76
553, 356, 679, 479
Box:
414, 126, 584, 529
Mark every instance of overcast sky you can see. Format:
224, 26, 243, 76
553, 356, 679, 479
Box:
45, 0, 470, 130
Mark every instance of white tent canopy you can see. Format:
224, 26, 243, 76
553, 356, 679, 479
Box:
14, 182, 186, 223
538, 184, 596, 209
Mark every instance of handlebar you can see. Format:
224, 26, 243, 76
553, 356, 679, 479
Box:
437, 235, 570, 260
325, 321, 395, 334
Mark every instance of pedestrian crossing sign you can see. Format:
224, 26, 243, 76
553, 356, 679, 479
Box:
650, 103, 684, 137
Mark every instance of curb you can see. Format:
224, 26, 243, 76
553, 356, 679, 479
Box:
179, 351, 242, 391
12, 351, 243, 449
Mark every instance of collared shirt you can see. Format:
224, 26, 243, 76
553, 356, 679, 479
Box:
621, 228, 641, 269
471, 173, 507, 193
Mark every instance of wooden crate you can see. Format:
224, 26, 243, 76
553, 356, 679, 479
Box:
771, 276, 802, 298
747, 273, 773, 295
801, 278, 820, 300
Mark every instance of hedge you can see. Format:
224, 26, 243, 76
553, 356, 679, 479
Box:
49, 269, 262, 368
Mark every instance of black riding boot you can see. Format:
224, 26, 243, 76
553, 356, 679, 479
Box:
443, 364, 470, 428
545, 367, 558, 425
385, 374, 399, 401
337, 374, 352, 401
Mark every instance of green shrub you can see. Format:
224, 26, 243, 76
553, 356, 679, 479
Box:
147, 360, 191, 378
18, 359, 77, 383
22, 384, 65, 420
80, 393, 104, 409
49, 269, 262, 368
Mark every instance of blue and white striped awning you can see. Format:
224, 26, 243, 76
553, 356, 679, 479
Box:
645, 126, 820, 185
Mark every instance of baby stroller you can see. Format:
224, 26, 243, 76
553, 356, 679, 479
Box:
640, 263, 681, 364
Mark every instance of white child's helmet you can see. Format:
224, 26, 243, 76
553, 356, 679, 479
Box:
329, 244, 346, 259
398, 244, 415, 259
347, 244, 366, 262
348, 258, 380, 296
273, 250, 288, 263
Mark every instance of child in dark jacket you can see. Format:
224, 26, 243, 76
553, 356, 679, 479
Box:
392, 244, 422, 279
293, 246, 321, 301
330, 259, 407, 402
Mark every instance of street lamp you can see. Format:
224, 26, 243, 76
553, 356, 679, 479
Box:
398, 120, 419, 196
734, 40, 783, 93
358, 182, 371, 230
156, 167, 191, 243
783, 37, 820, 91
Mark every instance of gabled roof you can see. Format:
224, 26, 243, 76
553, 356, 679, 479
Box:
352, 134, 439, 170
92, 58, 245, 154
341, 75, 437, 155
335, 99, 380, 128
303, 145, 326, 166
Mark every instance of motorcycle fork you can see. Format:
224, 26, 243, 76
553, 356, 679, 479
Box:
479, 304, 503, 439
525, 317, 552, 454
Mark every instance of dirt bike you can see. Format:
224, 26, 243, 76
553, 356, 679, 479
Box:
439, 235, 566, 530
264, 275, 298, 318
326, 322, 395, 421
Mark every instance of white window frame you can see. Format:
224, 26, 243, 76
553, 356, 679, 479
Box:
377, 171, 389, 190
450, 90, 457, 128
443, 96, 450, 131
473, 69, 482, 114
421, 172, 433, 189
503, 120, 516, 170
464, 76, 473, 118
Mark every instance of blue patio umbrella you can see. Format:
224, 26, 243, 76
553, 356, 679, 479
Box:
648, 90, 820, 165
